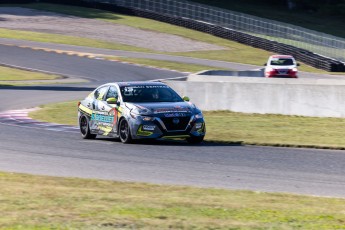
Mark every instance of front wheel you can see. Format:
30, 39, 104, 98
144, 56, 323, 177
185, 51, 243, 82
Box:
79, 115, 96, 139
186, 136, 204, 144
119, 119, 132, 143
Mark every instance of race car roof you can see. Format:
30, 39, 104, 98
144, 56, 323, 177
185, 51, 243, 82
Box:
117, 81, 166, 87
270, 55, 294, 59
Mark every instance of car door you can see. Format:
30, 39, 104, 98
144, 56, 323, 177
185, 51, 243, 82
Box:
89, 86, 109, 133
95, 85, 120, 136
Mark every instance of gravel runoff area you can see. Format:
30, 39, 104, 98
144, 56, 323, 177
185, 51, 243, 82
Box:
0, 7, 226, 52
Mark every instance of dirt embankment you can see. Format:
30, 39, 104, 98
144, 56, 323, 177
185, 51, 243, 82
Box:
0, 7, 226, 52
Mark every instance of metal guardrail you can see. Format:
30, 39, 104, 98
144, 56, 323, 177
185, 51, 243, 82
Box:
84, 0, 345, 63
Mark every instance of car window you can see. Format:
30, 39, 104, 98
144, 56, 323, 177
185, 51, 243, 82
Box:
270, 58, 294, 66
105, 86, 118, 100
94, 86, 109, 101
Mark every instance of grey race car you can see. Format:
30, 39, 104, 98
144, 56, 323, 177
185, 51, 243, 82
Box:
78, 81, 206, 144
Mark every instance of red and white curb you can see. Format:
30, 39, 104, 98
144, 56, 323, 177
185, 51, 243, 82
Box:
0, 108, 78, 133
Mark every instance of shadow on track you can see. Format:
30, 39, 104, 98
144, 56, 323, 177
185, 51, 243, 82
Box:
96, 137, 243, 147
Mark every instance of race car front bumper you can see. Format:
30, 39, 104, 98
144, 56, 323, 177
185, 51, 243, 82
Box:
129, 115, 205, 140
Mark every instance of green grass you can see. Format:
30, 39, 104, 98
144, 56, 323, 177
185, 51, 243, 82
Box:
30, 101, 78, 125
1, 171, 344, 229
0, 81, 84, 87
2, 3, 337, 74
0, 65, 87, 86
0, 65, 69, 86
0, 65, 59, 81
30, 101, 345, 149
203, 111, 345, 149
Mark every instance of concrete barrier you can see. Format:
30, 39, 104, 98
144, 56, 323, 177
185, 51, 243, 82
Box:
195, 69, 264, 77
165, 75, 345, 118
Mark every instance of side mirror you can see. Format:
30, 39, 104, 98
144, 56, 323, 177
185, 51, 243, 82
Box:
183, 96, 190, 102
264, 63, 267, 66
106, 97, 118, 104
297, 63, 300, 66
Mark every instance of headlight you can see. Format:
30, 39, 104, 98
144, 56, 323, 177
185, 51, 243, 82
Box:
266, 67, 275, 72
142, 116, 155, 121
130, 108, 152, 118
195, 113, 203, 119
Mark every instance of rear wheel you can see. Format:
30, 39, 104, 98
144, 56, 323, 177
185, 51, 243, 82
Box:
119, 119, 132, 143
79, 115, 96, 139
186, 135, 204, 144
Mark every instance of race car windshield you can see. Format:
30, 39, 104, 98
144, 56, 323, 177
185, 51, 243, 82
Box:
120, 85, 184, 103
270, 58, 294, 66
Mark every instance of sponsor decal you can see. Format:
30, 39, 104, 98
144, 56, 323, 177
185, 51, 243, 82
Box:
164, 113, 187, 117
145, 85, 169, 88
123, 85, 169, 92
78, 104, 92, 115
92, 108, 119, 129
155, 108, 189, 113
98, 126, 113, 135
91, 113, 114, 124
142, 125, 156, 131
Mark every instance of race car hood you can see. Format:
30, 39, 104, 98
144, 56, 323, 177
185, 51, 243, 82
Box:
125, 102, 196, 115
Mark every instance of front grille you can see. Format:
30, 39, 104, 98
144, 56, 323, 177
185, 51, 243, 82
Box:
277, 69, 288, 74
160, 116, 191, 131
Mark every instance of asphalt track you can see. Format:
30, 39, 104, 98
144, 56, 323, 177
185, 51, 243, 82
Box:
2, 39, 345, 79
1, 43, 345, 198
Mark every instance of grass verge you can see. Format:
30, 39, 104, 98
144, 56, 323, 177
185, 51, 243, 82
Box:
29, 101, 345, 149
203, 111, 345, 149
0, 65, 87, 86
2, 3, 338, 74
0, 65, 59, 81
1, 171, 344, 229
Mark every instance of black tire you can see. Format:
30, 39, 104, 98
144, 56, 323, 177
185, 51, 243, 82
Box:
186, 136, 204, 144
119, 119, 132, 143
79, 115, 96, 139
